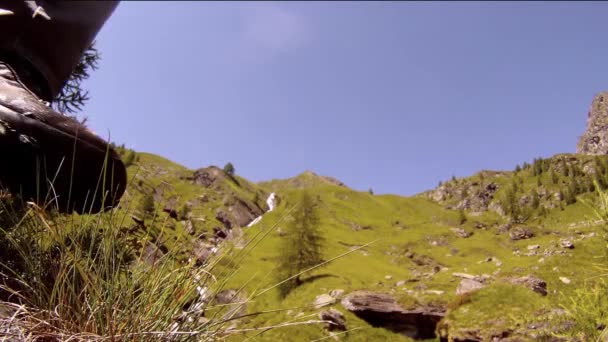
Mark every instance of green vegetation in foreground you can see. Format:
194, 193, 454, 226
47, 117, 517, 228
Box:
0, 197, 229, 340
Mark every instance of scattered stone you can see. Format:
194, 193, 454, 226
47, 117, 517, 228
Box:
329, 289, 345, 299
456, 279, 485, 295
163, 207, 178, 219
191, 241, 213, 266
214, 289, 248, 319
396, 280, 406, 287
510, 227, 534, 241
131, 215, 145, 226
452, 273, 478, 280
319, 308, 347, 331
314, 294, 336, 309
451, 227, 472, 238
426, 290, 445, 295
475, 222, 487, 229
560, 239, 574, 249
498, 223, 512, 234
213, 227, 228, 239
183, 220, 195, 235
527, 245, 540, 250
385, 275, 393, 280
559, 277, 571, 284
507, 275, 548, 296
215, 210, 233, 229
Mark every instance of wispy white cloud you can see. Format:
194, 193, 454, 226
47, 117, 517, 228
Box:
237, 5, 308, 61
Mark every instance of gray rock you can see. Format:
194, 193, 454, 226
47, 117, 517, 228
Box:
510, 227, 534, 241
452, 272, 478, 280
314, 294, 336, 309
215, 210, 233, 229
215, 289, 248, 318
329, 289, 345, 299
507, 275, 548, 296
560, 239, 574, 249
456, 278, 485, 295
182, 220, 195, 235
577, 92, 608, 155
341, 291, 445, 339
497, 223, 512, 234
451, 227, 472, 238
319, 308, 347, 331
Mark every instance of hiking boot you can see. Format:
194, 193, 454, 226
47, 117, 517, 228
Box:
0, 60, 126, 214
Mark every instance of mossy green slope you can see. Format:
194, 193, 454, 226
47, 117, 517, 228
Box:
116, 150, 608, 341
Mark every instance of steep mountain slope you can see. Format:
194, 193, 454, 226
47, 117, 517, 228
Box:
114, 152, 270, 262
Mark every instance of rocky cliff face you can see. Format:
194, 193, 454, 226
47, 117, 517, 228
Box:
577, 91, 608, 155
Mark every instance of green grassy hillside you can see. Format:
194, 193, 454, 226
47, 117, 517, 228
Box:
113, 150, 608, 341
2, 148, 607, 341
109, 150, 608, 341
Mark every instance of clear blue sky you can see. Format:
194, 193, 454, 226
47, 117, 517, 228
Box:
82, 1, 608, 196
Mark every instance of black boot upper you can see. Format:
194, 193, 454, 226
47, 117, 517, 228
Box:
0, 61, 126, 214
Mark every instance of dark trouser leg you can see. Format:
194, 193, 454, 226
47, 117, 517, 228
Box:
0, 61, 126, 214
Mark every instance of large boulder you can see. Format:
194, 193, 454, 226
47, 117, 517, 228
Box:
341, 291, 445, 339
578, 91, 608, 155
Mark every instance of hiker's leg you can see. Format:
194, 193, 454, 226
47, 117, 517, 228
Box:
0, 58, 126, 214
0, 1, 125, 213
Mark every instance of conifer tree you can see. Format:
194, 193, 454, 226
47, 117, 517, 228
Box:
223, 162, 235, 177
276, 191, 325, 298
139, 193, 156, 220
531, 191, 540, 209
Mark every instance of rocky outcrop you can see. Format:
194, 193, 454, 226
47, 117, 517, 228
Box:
188, 166, 226, 187
214, 197, 265, 229
577, 91, 608, 155
341, 291, 445, 339
426, 177, 502, 215
215, 210, 233, 230
227, 198, 264, 227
